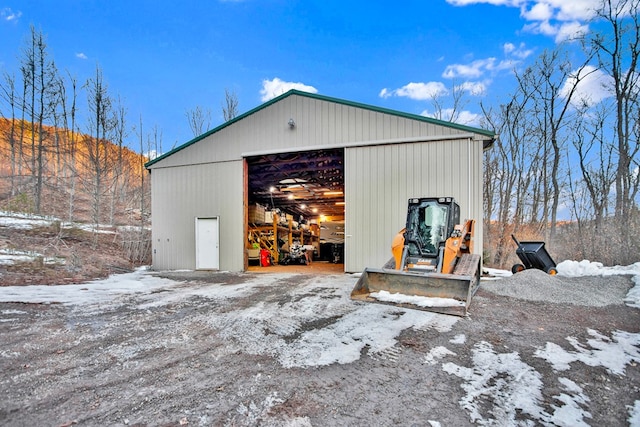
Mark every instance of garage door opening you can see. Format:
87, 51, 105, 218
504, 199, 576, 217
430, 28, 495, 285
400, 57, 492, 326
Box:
245, 148, 345, 272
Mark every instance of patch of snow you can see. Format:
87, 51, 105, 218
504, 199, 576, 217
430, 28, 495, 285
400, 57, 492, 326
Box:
628, 400, 640, 426
424, 345, 457, 365
135, 273, 277, 309
443, 341, 547, 425
546, 377, 592, 427
1, 309, 27, 315
626, 275, 640, 308
450, 334, 466, 344
557, 260, 640, 277
0, 267, 176, 306
0, 253, 33, 265
0, 268, 460, 369
482, 267, 513, 278
214, 282, 459, 368
0, 249, 65, 266
370, 290, 465, 308
443, 341, 593, 426
534, 329, 640, 376
0, 215, 52, 229
0, 210, 116, 234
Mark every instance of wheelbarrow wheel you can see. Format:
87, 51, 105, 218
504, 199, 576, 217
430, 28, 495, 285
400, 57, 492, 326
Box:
511, 263, 525, 274
546, 266, 558, 275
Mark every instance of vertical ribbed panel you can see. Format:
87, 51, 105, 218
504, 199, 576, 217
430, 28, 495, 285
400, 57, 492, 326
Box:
345, 138, 483, 273
151, 160, 244, 271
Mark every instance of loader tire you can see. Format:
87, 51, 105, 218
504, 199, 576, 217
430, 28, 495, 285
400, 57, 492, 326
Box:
511, 264, 525, 274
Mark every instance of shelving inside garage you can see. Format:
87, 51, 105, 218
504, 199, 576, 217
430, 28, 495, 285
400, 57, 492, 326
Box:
246, 148, 344, 263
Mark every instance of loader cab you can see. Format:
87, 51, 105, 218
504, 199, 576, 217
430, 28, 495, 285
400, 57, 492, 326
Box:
404, 197, 460, 258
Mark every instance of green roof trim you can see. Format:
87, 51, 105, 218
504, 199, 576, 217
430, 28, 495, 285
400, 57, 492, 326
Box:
145, 89, 496, 168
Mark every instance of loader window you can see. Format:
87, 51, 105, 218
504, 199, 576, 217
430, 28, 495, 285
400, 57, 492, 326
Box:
418, 204, 448, 255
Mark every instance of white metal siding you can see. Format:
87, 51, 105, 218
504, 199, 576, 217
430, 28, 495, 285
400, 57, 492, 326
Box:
151, 160, 244, 271
344, 138, 484, 273
148, 93, 489, 272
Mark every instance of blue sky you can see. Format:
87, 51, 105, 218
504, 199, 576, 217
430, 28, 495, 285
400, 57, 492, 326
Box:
0, 0, 603, 152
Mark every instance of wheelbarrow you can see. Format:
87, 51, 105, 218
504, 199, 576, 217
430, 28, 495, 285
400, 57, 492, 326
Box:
511, 234, 558, 275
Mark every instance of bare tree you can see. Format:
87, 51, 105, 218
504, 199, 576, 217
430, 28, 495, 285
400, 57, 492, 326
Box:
84, 65, 113, 239
109, 96, 128, 225
480, 91, 540, 266
58, 71, 79, 222
591, 0, 640, 223
222, 88, 239, 122
515, 48, 597, 238
186, 105, 211, 137
20, 26, 58, 213
423, 80, 476, 124
572, 102, 617, 229
0, 72, 19, 196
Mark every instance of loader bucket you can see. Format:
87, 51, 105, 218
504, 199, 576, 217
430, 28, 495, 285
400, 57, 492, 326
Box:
351, 254, 481, 317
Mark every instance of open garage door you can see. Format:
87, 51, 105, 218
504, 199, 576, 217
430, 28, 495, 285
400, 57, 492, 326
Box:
245, 148, 345, 271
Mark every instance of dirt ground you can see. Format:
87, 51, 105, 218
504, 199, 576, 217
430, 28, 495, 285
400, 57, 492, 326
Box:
0, 222, 137, 286
1, 269, 639, 427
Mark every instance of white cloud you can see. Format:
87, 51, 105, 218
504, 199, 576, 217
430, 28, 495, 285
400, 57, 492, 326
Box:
549, 0, 600, 21
522, 19, 555, 37
560, 65, 613, 107
449, 0, 599, 21
421, 108, 482, 126
448, 0, 600, 43
443, 59, 496, 79
441, 52, 522, 85
1, 7, 22, 22
503, 42, 534, 59
456, 81, 488, 96
555, 21, 590, 43
379, 82, 448, 100
523, 19, 590, 43
503, 43, 516, 55
523, 1, 554, 20
75, 53, 88, 60
442, 57, 517, 79
260, 78, 318, 102
519, 0, 599, 42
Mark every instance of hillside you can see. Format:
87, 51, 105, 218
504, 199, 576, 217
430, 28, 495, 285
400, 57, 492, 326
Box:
0, 118, 149, 225
0, 119, 151, 285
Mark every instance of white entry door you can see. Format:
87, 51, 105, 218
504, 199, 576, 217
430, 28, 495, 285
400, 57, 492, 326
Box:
195, 217, 219, 270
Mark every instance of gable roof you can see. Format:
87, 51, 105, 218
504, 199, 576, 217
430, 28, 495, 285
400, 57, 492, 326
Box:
145, 89, 495, 168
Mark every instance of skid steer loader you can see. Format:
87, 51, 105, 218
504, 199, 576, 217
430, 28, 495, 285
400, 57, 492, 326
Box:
351, 197, 481, 316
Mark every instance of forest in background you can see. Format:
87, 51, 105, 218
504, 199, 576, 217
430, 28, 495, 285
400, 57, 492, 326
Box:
0, 0, 639, 270
480, 0, 639, 267
0, 118, 148, 227
0, 25, 154, 232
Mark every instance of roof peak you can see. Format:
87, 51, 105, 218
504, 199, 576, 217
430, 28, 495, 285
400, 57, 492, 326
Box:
146, 89, 495, 168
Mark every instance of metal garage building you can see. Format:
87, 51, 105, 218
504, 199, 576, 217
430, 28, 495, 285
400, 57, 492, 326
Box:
145, 90, 495, 273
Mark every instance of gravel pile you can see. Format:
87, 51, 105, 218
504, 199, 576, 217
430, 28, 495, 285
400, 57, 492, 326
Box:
481, 268, 635, 307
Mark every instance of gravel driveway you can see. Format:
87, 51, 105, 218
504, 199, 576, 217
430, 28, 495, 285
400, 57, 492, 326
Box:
1, 268, 639, 426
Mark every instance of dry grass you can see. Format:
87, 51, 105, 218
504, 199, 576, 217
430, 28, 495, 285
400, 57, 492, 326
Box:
484, 213, 640, 269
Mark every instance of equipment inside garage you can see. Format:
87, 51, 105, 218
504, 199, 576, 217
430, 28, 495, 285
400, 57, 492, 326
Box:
246, 148, 345, 267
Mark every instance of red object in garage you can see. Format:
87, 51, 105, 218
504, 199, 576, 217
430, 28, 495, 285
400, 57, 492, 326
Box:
260, 249, 271, 267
